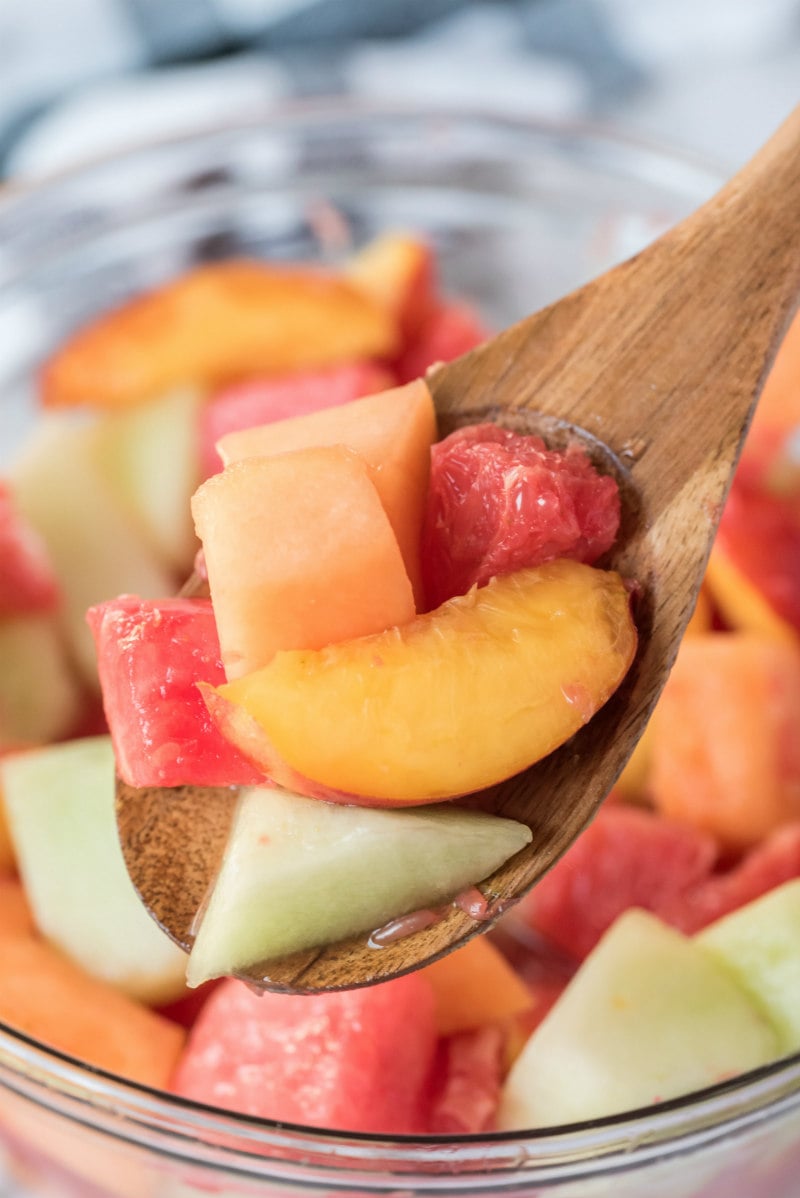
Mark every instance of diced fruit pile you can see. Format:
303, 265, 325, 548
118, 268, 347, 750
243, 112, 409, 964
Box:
1, 232, 800, 1139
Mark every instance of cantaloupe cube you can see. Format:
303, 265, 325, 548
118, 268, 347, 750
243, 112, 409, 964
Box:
420, 936, 533, 1035
217, 380, 436, 603
0, 798, 13, 873
0, 933, 184, 1086
345, 232, 436, 339
650, 633, 800, 847
616, 584, 713, 803
0, 877, 34, 936
192, 446, 415, 680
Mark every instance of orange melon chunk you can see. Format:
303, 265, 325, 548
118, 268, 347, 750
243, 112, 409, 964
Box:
421, 936, 532, 1036
217, 379, 436, 603
0, 797, 13, 873
192, 446, 415, 681
345, 232, 436, 339
0, 933, 185, 1086
705, 545, 798, 645
41, 261, 399, 410
615, 583, 713, 803
650, 633, 800, 847
0, 877, 34, 937
209, 559, 636, 804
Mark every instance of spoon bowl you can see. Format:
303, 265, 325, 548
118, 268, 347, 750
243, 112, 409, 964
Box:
117, 105, 800, 993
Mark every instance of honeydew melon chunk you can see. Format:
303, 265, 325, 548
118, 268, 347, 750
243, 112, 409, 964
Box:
10, 415, 173, 687
186, 786, 532, 987
697, 879, 800, 1053
496, 909, 778, 1129
89, 387, 202, 573
0, 735, 187, 1004
0, 614, 81, 749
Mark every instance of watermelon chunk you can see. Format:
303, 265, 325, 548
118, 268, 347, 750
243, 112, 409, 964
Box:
171, 975, 437, 1134
395, 300, 489, 384
87, 595, 263, 788
0, 483, 59, 616
519, 805, 718, 959
665, 823, 800, 934
199, 361, 392, 478
715, 469, 800, 634
427, 1025, 504, 1134
422, 424, 621, 609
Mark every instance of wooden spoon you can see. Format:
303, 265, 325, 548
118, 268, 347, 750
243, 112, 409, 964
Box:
117, 107, 800, 994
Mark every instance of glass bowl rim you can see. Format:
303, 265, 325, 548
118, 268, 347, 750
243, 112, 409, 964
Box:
0, 98, 796, 1183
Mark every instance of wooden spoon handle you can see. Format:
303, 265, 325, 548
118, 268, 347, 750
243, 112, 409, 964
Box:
429, 105, 800, 466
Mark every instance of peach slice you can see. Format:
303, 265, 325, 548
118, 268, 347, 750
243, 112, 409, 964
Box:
207, 559, 637, 805
41, 261, 399, 410
345, 231, 436, 340
217, 379, 436, 604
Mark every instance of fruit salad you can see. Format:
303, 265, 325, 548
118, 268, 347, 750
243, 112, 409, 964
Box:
0, 231, 799, 1139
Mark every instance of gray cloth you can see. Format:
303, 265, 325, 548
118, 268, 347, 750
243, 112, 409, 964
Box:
2, 0, 799, 180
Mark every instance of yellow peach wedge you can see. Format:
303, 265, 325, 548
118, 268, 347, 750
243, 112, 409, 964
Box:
704, 544, 798, 645
41, 261, 399, 410
205, 559, 637, 805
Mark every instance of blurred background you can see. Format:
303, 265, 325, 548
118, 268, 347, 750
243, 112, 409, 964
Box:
0, 0, 799, 183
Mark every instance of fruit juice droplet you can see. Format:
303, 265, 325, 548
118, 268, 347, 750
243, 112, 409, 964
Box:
368, 908, 446, 948
453, 886, 491, 920
560, 682, 595, 724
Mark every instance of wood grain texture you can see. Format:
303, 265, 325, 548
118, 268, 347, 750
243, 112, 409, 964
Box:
117, 105, 800, 993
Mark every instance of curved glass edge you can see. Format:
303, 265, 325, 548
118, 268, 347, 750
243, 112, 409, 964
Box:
0, 100, 796, 1184
1, 1019, 800, 1184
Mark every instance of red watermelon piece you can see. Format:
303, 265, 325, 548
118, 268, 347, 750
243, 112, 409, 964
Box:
519, 805, 719, 960
427, 1025, 504, 1134
395, 300, 489, 384
171, 975, 437, 1134
715, 458, 800, 633
422, 423, 621, 609
664, 822, 800, 933
199, 361, 392, 478
87, 595, 263, 788
0, 483, 59, 616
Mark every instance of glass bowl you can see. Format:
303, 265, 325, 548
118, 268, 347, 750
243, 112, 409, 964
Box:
0, 102, 798, 1198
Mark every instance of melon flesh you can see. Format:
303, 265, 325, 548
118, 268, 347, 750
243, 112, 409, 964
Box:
0, 615, 81, 749
89, 387, 201, 573
497, 909, 778, 1129
192, 445, 415, 681
697, 879, 800, 1053
0, 934, 184, 1086
210, 560, 636, 804
1, 737, 187, 1003
10, 416, 173, 686
187, 785, 531, 986
217, 379, 436, 603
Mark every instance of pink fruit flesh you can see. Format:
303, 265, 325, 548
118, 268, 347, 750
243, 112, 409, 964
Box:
422, 423, 621, 610
171, 974, 437, 1134
87, 595, 263, 788
0, 483, 59, 616
198, 361, 392, 477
